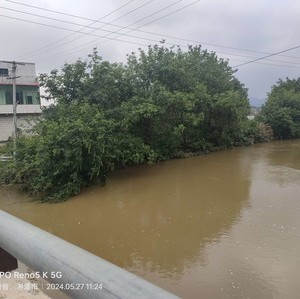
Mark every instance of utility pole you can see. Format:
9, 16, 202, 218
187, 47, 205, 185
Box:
6, 61, 23, 155
11, 61, 18, 142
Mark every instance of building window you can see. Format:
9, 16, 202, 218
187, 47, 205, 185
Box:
5, 91, 24, 104
0, 68, 9, 76
17, 92, 23, 104
26, 96, 33, 104
5, 91, 12, 104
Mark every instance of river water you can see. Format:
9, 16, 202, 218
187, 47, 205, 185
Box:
1, 140, 300, 298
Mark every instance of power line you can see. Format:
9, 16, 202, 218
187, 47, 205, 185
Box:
73, 0, 197, 50
38, 0, 198, 61
0, 9, 190, 49
229, 58, 300, 69
2, 15, 299, 72
3, 0, 182, 60
134, 0, 202, 28
0, 14, 148, 46
3, 1, 300, 70
0, 6, 97, 28
113, 0, 185, 29
0, 6, 183, 60
138, 33, 300, 60
59, 0, 300, 68
4, 0, 300, 61
5, 0, 155, 60
84, 0, 196, 50
4, 0, 130, 22
39, 0, 156, 57
13, 0, 137, 59
233, 45, 300, 68
2, 11, 300, 70
217, 51, 300, 66
55, 0, 185, 56
4, 0, 203, 46
2, 0, 187, 61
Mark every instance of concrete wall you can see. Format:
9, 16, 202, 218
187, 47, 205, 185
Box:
0, 116, 13, 141
0, 115, 40, 142
0, 61, 38, 85
0, 105, 41, 114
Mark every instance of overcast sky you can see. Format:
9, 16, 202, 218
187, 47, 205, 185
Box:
1, 0, 300, 106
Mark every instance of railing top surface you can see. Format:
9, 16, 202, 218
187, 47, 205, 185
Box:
0, 210, 180, 299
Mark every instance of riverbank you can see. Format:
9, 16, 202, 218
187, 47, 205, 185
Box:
0, 138, 272, 203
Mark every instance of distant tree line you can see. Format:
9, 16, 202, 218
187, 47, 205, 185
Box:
1, 45, 292, 202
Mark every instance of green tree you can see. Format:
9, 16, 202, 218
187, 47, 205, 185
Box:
39, 50, 132, 109
1, 103, 155, 201
1, 45, 251, 202
39, 59, 89, 104
124, 45, 250, 151
261, 78, 300, 138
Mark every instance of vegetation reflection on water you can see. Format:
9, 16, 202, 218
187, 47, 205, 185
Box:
1, 140, 300, 298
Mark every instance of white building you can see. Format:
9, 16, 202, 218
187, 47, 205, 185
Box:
0, 61, 41, 142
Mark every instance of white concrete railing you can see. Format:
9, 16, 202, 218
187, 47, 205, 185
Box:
0, 210, 180, 299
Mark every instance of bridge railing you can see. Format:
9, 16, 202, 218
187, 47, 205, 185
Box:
0, 210, 179, 299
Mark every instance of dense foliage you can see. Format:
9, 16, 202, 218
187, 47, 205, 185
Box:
260, 78, 300, 139
1, 45, 255, 201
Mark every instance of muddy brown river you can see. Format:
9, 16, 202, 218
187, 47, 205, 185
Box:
1, 140, 300, 298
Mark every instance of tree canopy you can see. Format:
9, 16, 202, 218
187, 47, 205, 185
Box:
261, 78, 300, 139
1, 45, 254, 201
